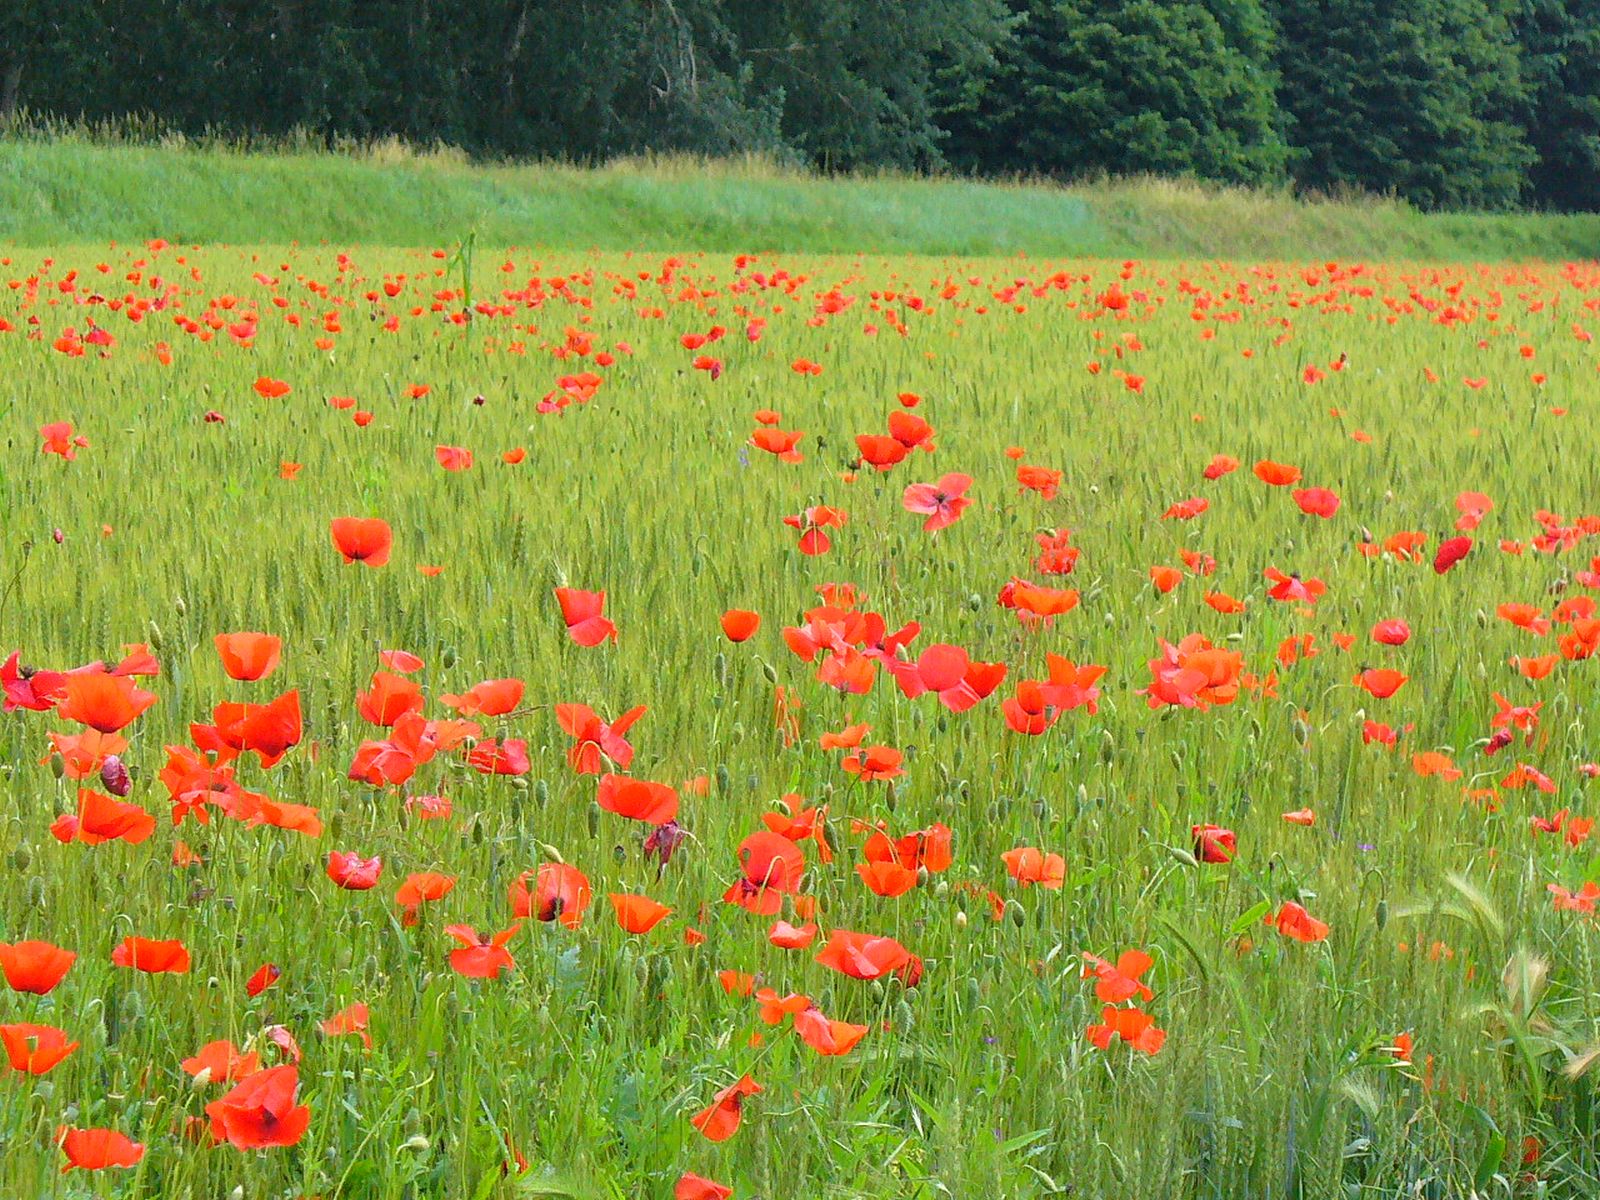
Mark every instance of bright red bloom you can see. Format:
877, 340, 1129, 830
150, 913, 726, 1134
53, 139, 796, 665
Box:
330, 517, 393, 566
444, 923, 521, 978
205, 1064, 312, 1149
557, 704, 646, 773
0, 1023, 79, 1074
0, 940, 75, 994
57, 1127, 145, 1171
55, 672, 157, 733
510, 863, 593, 928
214, 632, 282, 681
597, 773, 679, 824
1267, 901, 1329, 942
327, 852, 383, 890
554, 588, 617, 646
50, 787, 156, 846
690, 1075, 761, 1142
440, 677, 524, 717
111, 937, 190, 974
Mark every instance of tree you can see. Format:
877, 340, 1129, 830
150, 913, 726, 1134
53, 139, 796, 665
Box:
1271, 0, 1533, 209
1516, 0, 1600, 210
938, 0, 1288, 185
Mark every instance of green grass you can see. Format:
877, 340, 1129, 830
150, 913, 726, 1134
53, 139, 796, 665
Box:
1, 240, 1599, 1199
4, 137, 1600, 258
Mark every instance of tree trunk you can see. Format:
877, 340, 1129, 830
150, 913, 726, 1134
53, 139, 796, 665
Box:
0, 59, 23, 121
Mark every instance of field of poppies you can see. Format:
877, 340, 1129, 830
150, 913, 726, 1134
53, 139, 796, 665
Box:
2, 243, 1599, 1199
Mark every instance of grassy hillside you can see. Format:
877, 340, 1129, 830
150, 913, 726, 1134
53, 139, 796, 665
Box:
3, 137, 1600, 257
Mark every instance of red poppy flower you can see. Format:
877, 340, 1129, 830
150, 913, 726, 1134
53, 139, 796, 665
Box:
690, 1075, 761, 1142
902, 473, 973, 532
1086, 1005, 1165, 1054
327, 852, 383, 890
1191, 824, 1236, 863
597, 774, 679, 824
720, 609, 761, 642
205, 1064, 312, 1149
676, 1172, 734, 1200
57, 1127, 145, 1171
510, 863, 592, 928
0, 940, 75, 994
181, 1039, 261, 1082
557, 705, 647, 774
609, 893, 673, 934
55, 673, 158, 733
0, 1022, 79, 1074
330, 517, 393, 566
111, 937, 191, 974
444, 923, 521, 978
440, 677, 524, 717
1267, 901, 1329, 942
1001, 847, 1066, 888
815, 930, 913, 981
50, 787, 156, 846
554, 588, 617, 646
320, 1002, 372, 1048
214, 632, 282, 681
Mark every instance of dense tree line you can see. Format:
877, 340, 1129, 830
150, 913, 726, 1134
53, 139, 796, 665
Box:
2, 0, 1597, 210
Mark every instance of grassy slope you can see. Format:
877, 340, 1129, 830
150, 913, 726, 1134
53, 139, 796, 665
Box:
4, 138, 1600, 258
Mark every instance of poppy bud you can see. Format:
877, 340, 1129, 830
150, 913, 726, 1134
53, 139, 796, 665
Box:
612, 843, 626, 866
174, 595, 186, 615
1100, 730, 1116, 763
761, 661, 778, 685
190, 1067, 214, 1090
27, 875, 45, 909
586, 806, 599, 838
535, 779, 549, 808
403, 1135, 431, 1152
510, 776, 528, 791
1005, 899, 1025, 927
120, 987, 146, 1030
1169, 845, 1200, 868
896, 998, 915, 1031
404, 1107, 424, 1137
1375, 899, 1388, 930
715, 765, 730, 794
691, 552, 704, 578
48, 753, 65, 780
715, 652, 728, 689
101, 754, 131, 796
967, 593, 982, 611
885, 788, 897, 813
955, 910, 968, 930
312, 635, 326, 653
916, 865, 929, 887
11, 843, 29, 870
442, 647, 457, 669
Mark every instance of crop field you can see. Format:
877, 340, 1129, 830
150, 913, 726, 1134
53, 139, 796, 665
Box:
1, 242, 1599, 1200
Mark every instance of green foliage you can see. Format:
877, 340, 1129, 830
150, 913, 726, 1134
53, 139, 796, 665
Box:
939, 0, 1289, 186
1516, 0, 1600, 210
1272, 0, 1535, 209
7, 141, 1600, 259
3, 240, 1600, 1196
3, 0, 1600, 208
